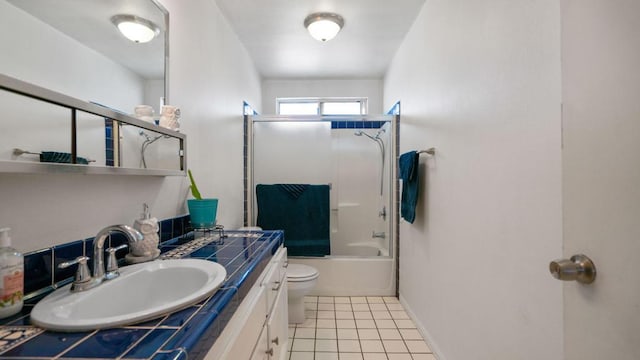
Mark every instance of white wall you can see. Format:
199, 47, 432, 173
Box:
262, 79, 383, 114
384, 1, 563, 360
0, 0, 261, 252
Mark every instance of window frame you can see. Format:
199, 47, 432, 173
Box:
276, 97, 368, 115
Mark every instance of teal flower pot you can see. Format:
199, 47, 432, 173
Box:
187, 198, 218, 229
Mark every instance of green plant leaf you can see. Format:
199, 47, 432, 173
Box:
188, 169, 203, 200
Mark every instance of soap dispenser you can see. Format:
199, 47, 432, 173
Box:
0, 228, 23, 318
126, 204, 160, 264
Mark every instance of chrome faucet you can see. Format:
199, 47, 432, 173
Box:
93, 225, 143, 280
60, 225, 143, 292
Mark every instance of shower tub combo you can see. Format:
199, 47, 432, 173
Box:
245, 114, 398, 296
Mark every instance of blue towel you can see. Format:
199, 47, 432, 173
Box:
399, 151, 419, 223
278, 184, 309, 199
256, 184, 330, 256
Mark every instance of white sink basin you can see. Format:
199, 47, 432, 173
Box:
30, 259, 226, 332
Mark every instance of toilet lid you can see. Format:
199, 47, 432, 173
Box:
287, 264, 319, 282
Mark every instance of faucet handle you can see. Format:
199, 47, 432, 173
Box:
105, 244, 128, 280
59, 256, 92, 287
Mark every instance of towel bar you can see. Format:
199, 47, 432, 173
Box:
417, 148, 435, 156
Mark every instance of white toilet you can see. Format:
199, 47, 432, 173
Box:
287, 264, 319, 324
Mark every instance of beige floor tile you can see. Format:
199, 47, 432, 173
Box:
385, 303, 404, 311
336, 311, 355, 320
335, 297, 351, 303
360, 339, 385, 353
305, 310, 318, 318
367, 296, 385, 303
339, 353, 364, 360
354, 311, 373, 320
318, 310, 336, 319
316, 328, 338, 339
386, 354, 412, 360
335, 303, 353, 311
410, 354, 437, 360
316, 352, 340, 360
319, 296, 335, 303
374, 319, 397, 329
378, 328, 402, 340
336, 319, 357, 329
316, 339, 339, 352
405, 340, 432, 353
295, 327, 316, 339
290, 351, 314, 360
394, 319, 416, 329
369, 303, 388, 311
352, 303, 370, 311
383, 297, 399, 303
363, 353, 388, 360
288, 327, 296, 338
399, 329, 423, 340
318, 303, 336, 311
305, 302, 319, 310
372, 311, 392, 320
304, 296, 318, 303
355, 319, 377, 329
382, 339, 408, 353
389, 311, 409, 320
350, 296, 367, 303
337, 328, 359, 339
317, 319, 337, 328
357, 328, 380, 340
338, 339, 361, 352
292, 338, 315, 352
298, 318, 317, 328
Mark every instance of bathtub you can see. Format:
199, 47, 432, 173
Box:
289, 255, 395, 296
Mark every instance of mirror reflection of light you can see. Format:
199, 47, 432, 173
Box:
111, 15, 160, 43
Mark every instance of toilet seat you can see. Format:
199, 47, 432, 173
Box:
287, 264, 319, 282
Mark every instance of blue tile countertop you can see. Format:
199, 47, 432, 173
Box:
0, 230, 284, 360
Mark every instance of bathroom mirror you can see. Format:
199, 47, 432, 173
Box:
0, 74, 185, 175
0, 0, 184, 176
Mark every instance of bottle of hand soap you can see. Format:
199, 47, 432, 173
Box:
0, 228, 23, 318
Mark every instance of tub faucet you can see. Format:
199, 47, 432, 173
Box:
372, 231, 386, 239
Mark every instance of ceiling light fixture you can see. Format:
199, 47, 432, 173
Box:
111, 14, 160, 43
304, 12, 344, 42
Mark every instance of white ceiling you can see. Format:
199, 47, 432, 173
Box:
7, 0, 166, 80
215, 0, 426, 79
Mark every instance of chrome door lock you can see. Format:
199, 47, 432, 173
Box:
549, 254, 596, 284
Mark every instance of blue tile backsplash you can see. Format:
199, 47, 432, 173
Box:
5, 215, 283, 360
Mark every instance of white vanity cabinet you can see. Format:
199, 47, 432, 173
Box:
206, 246, 288, 360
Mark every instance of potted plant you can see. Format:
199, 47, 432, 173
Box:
187, 170, 218, 229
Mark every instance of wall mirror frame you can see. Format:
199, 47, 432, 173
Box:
0, 73, 186, 176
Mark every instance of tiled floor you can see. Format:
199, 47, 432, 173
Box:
287, 296, 436, 360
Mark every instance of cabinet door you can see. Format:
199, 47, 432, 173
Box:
251, 326, 270, 360
267, 278, 289, 360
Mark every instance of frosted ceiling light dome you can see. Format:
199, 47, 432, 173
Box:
304, 13, 344, 42
111, 15, 160, 43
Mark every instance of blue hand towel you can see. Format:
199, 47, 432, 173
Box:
399, 151, 419, 223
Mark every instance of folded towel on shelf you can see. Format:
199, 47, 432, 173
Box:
256, 184, 330, 256
40, 152, 90, 165
399, 151, 419, 223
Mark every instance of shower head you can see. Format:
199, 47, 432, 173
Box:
354, 130, 378, 141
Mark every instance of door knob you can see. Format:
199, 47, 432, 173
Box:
549, 254, 596, 284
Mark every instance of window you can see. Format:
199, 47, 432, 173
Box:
277, 97, 368, 115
